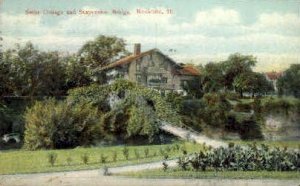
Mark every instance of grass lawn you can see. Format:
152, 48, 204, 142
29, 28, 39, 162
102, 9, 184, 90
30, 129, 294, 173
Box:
119, 169, 300, 180
0, 142, 203, 175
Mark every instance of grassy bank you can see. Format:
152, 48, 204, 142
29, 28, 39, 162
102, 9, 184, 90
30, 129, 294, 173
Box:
119, 169, 300, 180
0, 142, 203, 175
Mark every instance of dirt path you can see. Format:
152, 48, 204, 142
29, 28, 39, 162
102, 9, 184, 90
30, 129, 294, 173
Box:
1, 170, 299, 186
160, 122, 227, 148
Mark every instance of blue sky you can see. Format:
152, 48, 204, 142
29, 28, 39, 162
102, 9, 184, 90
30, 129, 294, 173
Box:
1, 0, 300, 71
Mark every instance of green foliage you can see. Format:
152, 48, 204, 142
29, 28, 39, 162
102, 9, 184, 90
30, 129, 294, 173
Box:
178, 144, 300, 172
277, 64, 300, 98
68, 79, 180, 143
78, 35, 128, 68
122, 146, 129, 160
81, 153, 89, 165
263, 98, 295, 116
223, 53, 257, 90
47, 153, 57, 166
200, 93, 231, 129
202, 62, 225, 92
144, 148, 149, 158
23, 99, 102, 150
233, 72, 273, 97
162, 161, 168, 172
112, 151, 118, 162
100, 154, 108, 163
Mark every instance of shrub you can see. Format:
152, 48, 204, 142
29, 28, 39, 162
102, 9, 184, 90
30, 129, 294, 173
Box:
177, 156, 189, 170
66, 157, 72, 166
100, 154, 108, 163
122, 146, 129, 160
177, 144, 300, 172
23, 99, 101, 150
81, 153, 89, 164
163, 153, 169, 160
162, 161, 168, 172
144, 148, 149, 158
112, 151, 117, 162
47, 152, 57, 166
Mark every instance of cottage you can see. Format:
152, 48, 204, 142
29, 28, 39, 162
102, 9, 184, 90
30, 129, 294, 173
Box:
101, 44, 200, 95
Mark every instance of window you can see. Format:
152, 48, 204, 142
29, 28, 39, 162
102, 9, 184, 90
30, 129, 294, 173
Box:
162, 77, 168, 83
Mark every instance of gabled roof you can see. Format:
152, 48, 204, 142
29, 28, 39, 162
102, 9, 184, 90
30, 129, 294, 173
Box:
101, 48, 200, 76
101, 49, 158, 70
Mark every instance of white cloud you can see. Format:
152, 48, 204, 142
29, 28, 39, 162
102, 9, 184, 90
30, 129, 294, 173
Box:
1, 7, 300, 72
195, 7, 240, 25
250, 12, 300, 36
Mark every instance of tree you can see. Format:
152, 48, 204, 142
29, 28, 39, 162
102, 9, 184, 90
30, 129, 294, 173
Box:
277, 64, 300, 98
64, 55, 91, 89
202, 62, 225, 93
78, 35, 128, 68
233, 72, 273, 97
223, 53, 257, 90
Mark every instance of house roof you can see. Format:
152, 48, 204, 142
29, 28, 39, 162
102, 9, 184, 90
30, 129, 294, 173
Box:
101, 49, 200, 76
101, 49, 157, 70
265, 71, 283, 80
179, 65, 200, 76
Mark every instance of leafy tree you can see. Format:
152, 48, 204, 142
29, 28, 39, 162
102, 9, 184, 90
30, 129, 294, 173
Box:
1, 42, 68, 97
277, 64, 300, 98
233, 71, 273, 97
78, 35, 128, 68
202, 62, 225, 93
64, 55, 91, 89
223, 53, 257, 90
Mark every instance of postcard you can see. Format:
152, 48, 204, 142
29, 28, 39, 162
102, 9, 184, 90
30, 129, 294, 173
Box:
0, 0, 299, 185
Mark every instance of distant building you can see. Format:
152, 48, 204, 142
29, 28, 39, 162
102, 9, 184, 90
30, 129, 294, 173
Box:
100, 44, 200, 95
265, 71, 283, 92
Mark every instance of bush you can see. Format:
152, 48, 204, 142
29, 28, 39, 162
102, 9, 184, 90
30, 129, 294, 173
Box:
100, 154, 108, 163
122, 146, 129, 160
81, 153, 89, 164
162, 161, 168, 172
23, 99, 102, 150
177, 144, 300, 172
144, 148, 149, 158
112, 151, 117, 162
47, 152, 57, 166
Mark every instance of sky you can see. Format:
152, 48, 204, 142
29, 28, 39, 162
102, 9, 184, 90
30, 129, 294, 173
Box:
1, 0, 300, 72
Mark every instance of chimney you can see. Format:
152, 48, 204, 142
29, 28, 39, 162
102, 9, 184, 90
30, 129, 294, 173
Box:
133, 43, 141, 56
